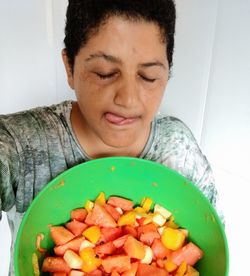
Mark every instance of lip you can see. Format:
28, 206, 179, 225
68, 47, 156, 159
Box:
104, 112, 140, 126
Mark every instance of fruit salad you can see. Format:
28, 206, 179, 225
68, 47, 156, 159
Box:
37, 192, 203, 275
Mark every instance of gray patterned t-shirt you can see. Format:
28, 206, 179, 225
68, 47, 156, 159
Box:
0, 101, 220, 275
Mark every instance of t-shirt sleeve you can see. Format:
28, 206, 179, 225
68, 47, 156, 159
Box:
0, 126, 19, 220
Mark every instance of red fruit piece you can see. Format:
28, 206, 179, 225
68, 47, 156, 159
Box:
113, 235, 129, 248
102, 255, 131, 273
137, 223, 158, 236
54, 236, 85, 256
139, 231, 160, 246
42, 257, 71, 273
121, 262, 138, 276
70, 208, 87, 222
85, 269, 102, 276
136, 263, 169, 276
104, 204, 122, 221
95, 241, 116, 257
85, 203, 117, 228
107, 197, 133, 211
100, 227, 123, 243
123, 236, 145, 260
65, 220, 88, 236
50, 226, 75, 246
122, 225, 137, 238
170, 242, 203, 266
151, 239, 169, 259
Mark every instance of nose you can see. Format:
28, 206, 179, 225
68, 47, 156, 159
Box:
114, 77, 140, 108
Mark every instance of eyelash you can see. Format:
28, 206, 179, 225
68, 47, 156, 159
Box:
95, 72, 156, 83
140, 75, 156, 83
96, 72, 117, 79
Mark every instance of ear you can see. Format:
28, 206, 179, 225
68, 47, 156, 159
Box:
62, 49, 74, 89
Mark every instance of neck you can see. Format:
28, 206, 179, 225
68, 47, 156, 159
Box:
70, 102, 151, 159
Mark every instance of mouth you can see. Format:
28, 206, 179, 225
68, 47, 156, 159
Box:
104, 112, 140, 126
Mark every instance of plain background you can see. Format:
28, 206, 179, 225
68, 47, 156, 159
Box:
0, 0, 250, 275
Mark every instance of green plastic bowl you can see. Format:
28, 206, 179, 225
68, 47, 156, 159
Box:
14, 157, 229, 275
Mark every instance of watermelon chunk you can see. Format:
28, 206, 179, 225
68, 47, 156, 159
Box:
54, 236, 85, 256
66, 220, 88, 236
136, 263, 169, 276
50, 226, 75, 246
124, 236, 145, 260
85, 203, 117, 228
100, 227, 122, 243
104, 204, 122, 221
170, 242, 203, 266
151, 239, 169, 259
70, 208, 87, 222
107, 197, 133, 211
42, 257, 71, 273
102, 255, 131, 273
95, 241, 116, 257
139, 231, 160, 246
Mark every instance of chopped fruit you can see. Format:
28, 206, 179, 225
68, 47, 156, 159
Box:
184, 265, 200, 276
137, 263, 169, 276
141, 197, 153, 213
79, 247, 101, 273
54, 236, 85, 256
117, 211, 136, 226
151, 239, 169, 259
95, 192, 106, 206
65, 220, 88, 236
102, 255, 131, 273
104, 204, 122, 221
42, 257, 71, 273
124, 236, 145, 260
107, 197, 133, 211
83, 225, 101, 244
170, 242, 203, 266
40, 194, 203, 275
63, 250, 83, 269
50, 226, 75, 246
79, 240, 95, 251
85, 200, 94, 212
164, 259, 178, 273
154, 204, 172, 220
86, 203, 116, 228
161, 227, 186, 251
152, 213, 166, 226
141, 245, 153, 264
100, 227, 122, 243
69, 271, 85, 276
176, 261, 187, 275
70, 208, 88, 222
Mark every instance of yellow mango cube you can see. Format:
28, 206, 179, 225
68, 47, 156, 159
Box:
161, 227, 185, 250
83, 225, 101, 244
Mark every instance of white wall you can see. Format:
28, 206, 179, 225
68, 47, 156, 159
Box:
1, 0, 249, 275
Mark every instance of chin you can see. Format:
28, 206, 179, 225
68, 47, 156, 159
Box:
101, 133, 137, 149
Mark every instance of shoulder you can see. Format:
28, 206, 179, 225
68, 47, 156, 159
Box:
0, 101, 72, 128
154, 115, 197, 146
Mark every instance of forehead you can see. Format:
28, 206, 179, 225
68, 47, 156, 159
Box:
78, 16, 167, 61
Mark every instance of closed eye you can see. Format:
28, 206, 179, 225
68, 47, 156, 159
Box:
140, 74, 157, 83
95, 72, 117, 79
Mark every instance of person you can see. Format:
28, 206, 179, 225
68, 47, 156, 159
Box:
0, 0, 222, 274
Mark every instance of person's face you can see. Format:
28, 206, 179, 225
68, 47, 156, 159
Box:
63, 16, 169, 152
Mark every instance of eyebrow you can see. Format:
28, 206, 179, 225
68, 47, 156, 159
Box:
85, 51, 166, 69
85, 52, 122, 64
139, 61, 166, 70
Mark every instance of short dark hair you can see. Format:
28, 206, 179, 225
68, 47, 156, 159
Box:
64, 0, 176, 71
